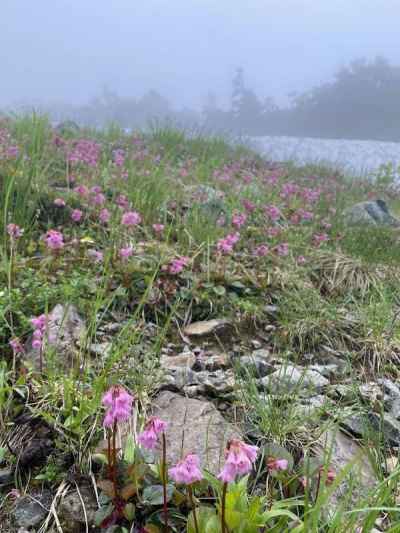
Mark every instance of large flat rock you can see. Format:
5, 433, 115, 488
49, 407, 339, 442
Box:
152, 391, 241, 475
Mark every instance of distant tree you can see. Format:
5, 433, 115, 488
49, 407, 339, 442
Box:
230, 67, 264, 134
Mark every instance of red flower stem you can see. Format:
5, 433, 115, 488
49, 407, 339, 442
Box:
112, 421, 119, 501
161, 432, 169, 532
188, 485, 199, 533
221, 482, 228, 533
107, 431, 112, 479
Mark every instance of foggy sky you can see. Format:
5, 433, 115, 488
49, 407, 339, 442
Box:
2, 0, 400, 109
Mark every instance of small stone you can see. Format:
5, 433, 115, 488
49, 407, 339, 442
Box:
238, 353, 274, 378
202, 353, 231, 371
59, 487, 98, 531
343, 411, 400, 446
261, 365, 329, 394
0, 467, 13, 485
160, 352, 196, 371
250, 339, 262, 349
309, 364, 340, 379
89, 342, 112, 357
197, 370, 236, 398
344, 199, 400, 227
183, 319, 232, 338
14, 492, 51, 528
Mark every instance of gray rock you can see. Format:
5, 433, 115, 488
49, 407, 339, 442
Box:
238, 352, 274, 378
160, 352, 196, 371
89, 342, 112, 358
14, 492, 51, 528
314, 429, 377, 512
261, 365, 329, 394
183, 319, 232, 339
197, 369, 236, 398
0, 467, 13, 485
59, 487, 98, 531
152, 391, 242, 475
343, 411, 400, 446
343, 199, 400, 228
25, 304, 86, 371
309, 364, 341, 379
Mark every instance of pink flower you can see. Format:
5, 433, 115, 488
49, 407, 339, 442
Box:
102, 385, 134, 427
121, 211, 141, 227
242, 199, 256, 213
88, 249, 103, 263
152, 223, 165, 234
71, 209, 83, 222
169, 454, 203, 485
116, 194, 129, 209
167, 256, 189, 274
92, 192, 106, 206
320, 466, 336, 485
9, 338, 24, 354
254, 244, 269, 257
91, 185, 102, 194
267, 226, 281, 238
73, 185, 89, 197
232, 212, 247, 229
7, 223, 23, 240
45, 230, 64, 250
138, 417, 168, 450
273, 242, 289, 256
313, 233, 329, 247
218, 439, 258, 483
217, 233, 240, 255
113, 149, 125, 167
297, 255, 307, 265
119, 246, 133, 260
54, 198, 66, 207
31, 314, 47, 330
264, 205, 281, 221
99, 208, 111, 224
267, 457, 289, 472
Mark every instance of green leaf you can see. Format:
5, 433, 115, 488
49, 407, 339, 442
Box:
142, 484, 174, 506
124, 434, 135, 464
94, 503, 114, 527
187, 506, 220, 533
213, 285, 226, 296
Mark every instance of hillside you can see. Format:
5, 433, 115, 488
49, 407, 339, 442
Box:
1, 116, 400, 532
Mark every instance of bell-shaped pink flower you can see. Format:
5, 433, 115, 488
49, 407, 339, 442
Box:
102, 385, 134, 427
218, 439, 258, 483
169, 454, 203, 485
138, 417, 168, 450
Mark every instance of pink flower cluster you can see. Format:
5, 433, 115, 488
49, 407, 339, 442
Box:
264, 204, 281, 221
54, 198, 66, 207
71, 209, 83, 222
218, 439, 259, 483
138, 417, 168, 450
7, 223, 23, 240
169, 454, 203, 485
45, 230, 64, 250
313, 233, 329, 247
267, 457, 288, 473
232, 212, 247, 229
167, 256, 189, 274
31, 314, 48, 351
153, 223, 165, 234
121, 211, 142, 227
9, 337, 24, 355
119, 246, 134, 260
273, 242, 289, 256
68, 139, 101, 167
217, 233, 240, 255
102, 386, 134, 427
254, 244, 269, 257
113, 149, 125, 167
